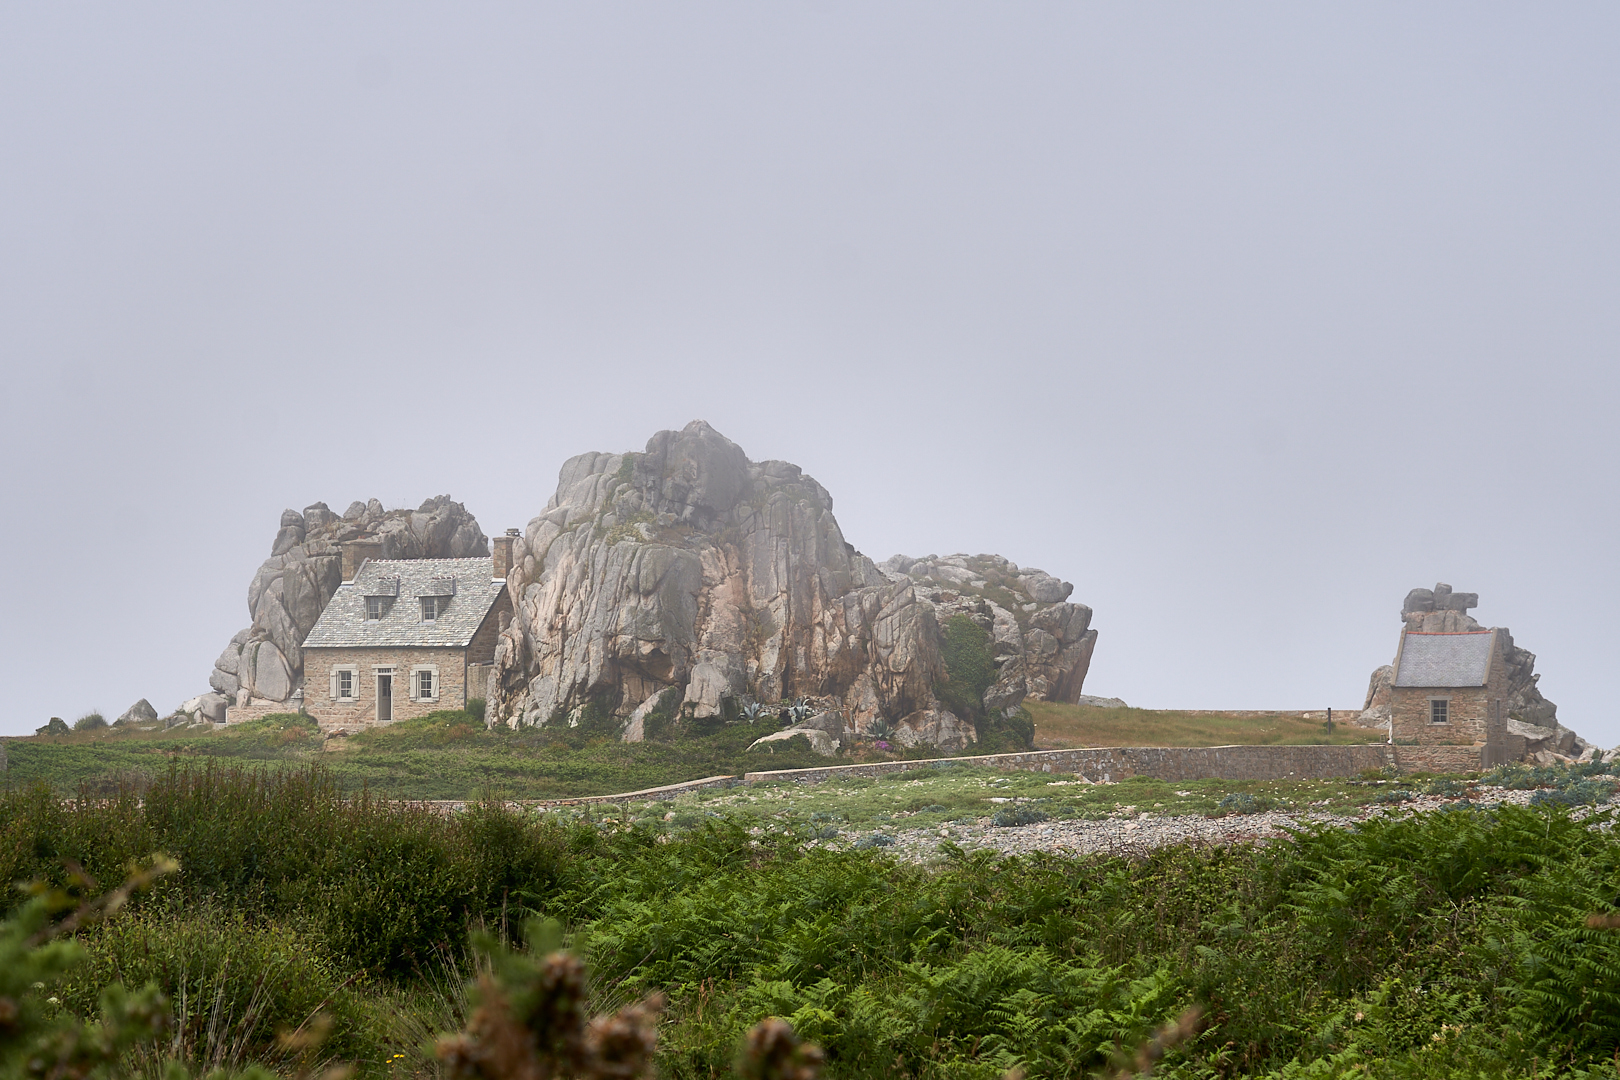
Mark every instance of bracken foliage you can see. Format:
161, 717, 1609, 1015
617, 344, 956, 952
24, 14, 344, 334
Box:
6, 764, 1620, 1077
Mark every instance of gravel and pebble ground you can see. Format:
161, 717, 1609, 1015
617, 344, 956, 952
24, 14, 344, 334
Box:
829, 786, 1549, 861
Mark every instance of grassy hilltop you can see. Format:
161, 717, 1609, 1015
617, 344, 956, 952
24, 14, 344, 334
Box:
2, 702, 1384, 799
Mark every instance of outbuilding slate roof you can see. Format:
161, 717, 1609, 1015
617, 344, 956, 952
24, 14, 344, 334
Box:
1393, 631, 1496, 688
303, 558, 504, 648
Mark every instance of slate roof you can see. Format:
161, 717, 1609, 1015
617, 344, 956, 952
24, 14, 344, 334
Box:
1393, 631, 1496, 688
303, 558, 504, 649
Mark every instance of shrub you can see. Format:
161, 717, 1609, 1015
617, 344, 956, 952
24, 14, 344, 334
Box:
57, 903, 378, 1072
853, 833, 895, 849
1216, 792, 1276, 815
991, 806, 1049, 827
465, 698, 486, 724
935, 615, 996, 728
1530, 779, 1611, 807
1422, 778, 1469, 797
73, 712, 107, 732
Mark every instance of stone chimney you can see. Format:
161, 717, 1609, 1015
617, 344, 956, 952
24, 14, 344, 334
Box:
492, 528, 519, 580
341, 538, 383, 582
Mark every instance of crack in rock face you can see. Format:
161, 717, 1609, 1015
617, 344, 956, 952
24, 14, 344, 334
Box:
487, 420, 1096, 751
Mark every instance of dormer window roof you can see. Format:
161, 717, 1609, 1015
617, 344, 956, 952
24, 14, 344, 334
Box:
303, 557, 505, 649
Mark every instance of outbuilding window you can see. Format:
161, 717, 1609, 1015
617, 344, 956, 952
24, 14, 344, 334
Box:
366, 597, 390, 620
1430, 699, 1449, 724
421, 597, 440, 621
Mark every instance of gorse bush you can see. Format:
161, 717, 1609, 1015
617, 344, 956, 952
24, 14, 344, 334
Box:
6, 765, 1620, 1077
991, 806, 1049, 827
0, 765, 583, 980
73, 712, 107, 732
56, 902, 375, 1072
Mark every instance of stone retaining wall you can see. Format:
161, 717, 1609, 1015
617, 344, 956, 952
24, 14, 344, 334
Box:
536, 775, 741, 806
1391, 744, 1485, 773
743, 743, 1500, 787
223, 699, 301, 724
743, 744, 1402, 785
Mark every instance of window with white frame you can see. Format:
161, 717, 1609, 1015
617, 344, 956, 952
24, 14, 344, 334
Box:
411, 665, 439, 702
421, 596, 440, 621
1430, 698, 1449, 724
366, 596, 390, 621
331, 666, 358, 701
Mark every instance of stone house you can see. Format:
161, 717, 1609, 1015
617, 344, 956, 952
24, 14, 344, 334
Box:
301, 537, 516, 733
1389, 629, 1511, 762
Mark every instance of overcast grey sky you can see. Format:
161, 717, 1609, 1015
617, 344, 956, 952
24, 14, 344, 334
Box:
2, 4, 1616, 743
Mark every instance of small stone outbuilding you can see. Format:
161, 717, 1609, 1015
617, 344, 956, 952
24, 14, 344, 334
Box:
1389, 629, 1510, 759
301, 548, 513, 733
1360, 582, 1590, 767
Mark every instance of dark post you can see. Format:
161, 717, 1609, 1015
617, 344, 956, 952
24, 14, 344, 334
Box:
1326, 708, 1333, 736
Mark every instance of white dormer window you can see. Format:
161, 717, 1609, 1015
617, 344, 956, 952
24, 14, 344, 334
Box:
366, 597, 389, 620
421, 596, 441, 621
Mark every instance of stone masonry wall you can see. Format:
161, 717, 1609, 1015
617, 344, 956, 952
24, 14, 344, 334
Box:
466, 589, 510, 666
1391, 685, 1492, 744
744, 742, 1506, 786
304, 646, 469, 733
745, 744, 1405, 785
223, 699, 301, 724
1392, 744, 1486, 773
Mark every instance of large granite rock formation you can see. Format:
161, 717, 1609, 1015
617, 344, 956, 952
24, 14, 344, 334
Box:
486, 421, 1095, 750
210, 496, 488, 707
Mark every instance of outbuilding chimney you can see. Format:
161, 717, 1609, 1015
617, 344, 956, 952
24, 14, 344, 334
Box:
492, 528, 519, 580
340, 538, 383, 582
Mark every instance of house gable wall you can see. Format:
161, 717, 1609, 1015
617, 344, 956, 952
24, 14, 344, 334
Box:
466, 586, 510, 666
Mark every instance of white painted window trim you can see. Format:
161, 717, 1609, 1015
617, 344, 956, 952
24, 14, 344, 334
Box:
411, 664, 440, 703
330, 665, 359, 701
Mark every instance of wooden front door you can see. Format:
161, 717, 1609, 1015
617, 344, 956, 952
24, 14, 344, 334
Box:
377, 673, 393, 722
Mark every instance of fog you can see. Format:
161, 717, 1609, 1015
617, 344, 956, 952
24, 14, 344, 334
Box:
2, 4, 1616, 742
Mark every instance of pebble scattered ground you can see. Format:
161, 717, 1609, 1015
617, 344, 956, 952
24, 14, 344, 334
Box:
844, 786, 1548, 861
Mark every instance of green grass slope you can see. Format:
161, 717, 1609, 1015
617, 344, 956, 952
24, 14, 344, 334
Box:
1, 711, 835, 799
7, 700, 1382, 800
1026, 700, 1384, 748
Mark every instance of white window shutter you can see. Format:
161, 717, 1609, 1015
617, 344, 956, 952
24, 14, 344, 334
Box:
329, 667, 338, 701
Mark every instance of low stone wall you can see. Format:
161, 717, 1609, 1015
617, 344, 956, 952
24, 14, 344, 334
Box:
1392, 744, 1484, 773
224, 700, 301, 724
536, 775, 741, 806
744, 744, 1403, 785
